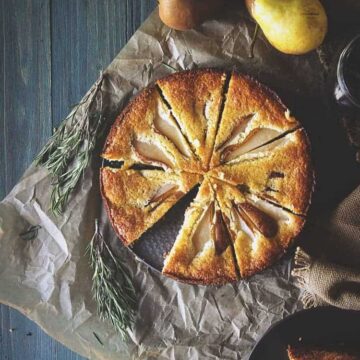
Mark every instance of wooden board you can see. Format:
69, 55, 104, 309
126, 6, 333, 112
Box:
0, 1, 156, 358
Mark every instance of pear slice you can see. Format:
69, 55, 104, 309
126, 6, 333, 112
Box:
191, 202, 232, 256
236, 202, 278, 238
209, 177, 303, 277
215, 113, 255, 151
245, 195, 288, 222
209, 129, 313, 215
203, 99, 213, 123
100, 168, 201, 246
246, 136, 289, 156
230, 205, 258, 251
157, 69, 227, 166
220, 128, 281, 164
230, 202, 282, 277
102, 86, 203, 174
210, 72, 300, 169
162, 179, 238, 284
244, 193, 305, 249
192, 202, 214, 254
153, 102, 192, 158
213, 209, 232, 256
147, 184, 184, 210
133, 139, 174, 169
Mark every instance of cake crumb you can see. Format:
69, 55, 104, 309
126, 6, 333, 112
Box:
193, 139, 200, 147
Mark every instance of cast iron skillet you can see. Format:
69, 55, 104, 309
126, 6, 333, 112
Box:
249, 307, 360, 360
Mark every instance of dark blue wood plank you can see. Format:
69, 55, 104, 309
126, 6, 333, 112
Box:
1, 1, 156, 359
51, 0, 157, 127
0, 0, 5, 201
2, 0, 52, 191
1, 307, 82, 360
0, 0, 81, 355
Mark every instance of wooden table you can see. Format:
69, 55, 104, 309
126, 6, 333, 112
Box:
0, 1, 156, 358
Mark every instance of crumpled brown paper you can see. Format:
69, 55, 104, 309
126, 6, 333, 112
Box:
1, 6, 359, 360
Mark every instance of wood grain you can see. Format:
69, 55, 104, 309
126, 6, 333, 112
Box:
2, 0, 52, 194
0, 0, 5, 200
51, 0, 156, 127
0, 0, 156, 358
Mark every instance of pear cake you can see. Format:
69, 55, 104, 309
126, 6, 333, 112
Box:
101, 69, 314, 285
287, 346, 359, 360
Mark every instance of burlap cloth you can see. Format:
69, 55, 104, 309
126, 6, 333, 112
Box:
342, 110, 360, 163
301, 3, 360, 311
293, 185, 360, 310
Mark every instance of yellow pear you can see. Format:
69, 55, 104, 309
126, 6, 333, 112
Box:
245, 0, 328, 55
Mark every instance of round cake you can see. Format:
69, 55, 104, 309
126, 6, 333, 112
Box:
100, 69, 314, 285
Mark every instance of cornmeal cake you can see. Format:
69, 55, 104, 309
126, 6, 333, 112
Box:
287, 346, 359, 360
101, 69, 314, 285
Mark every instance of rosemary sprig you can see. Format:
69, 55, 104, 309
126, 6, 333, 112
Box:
87, 221, 137, 340
161, 62, 177, 72
36, 75, 105, 215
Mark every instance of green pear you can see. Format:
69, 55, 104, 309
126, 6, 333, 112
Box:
246, 0, 328, 55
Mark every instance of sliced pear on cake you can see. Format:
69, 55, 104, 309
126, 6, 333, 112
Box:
102, 86, 202, 173
163, 178, 238, 284
210, 73, 299, 168
100, 168, 201, 245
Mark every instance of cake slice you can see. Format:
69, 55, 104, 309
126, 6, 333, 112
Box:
210, 178, 304, 277
209, 128, 313, 215
102, 86, 202, 173
210, 72, 299, 168
100, 168, 201, 245
157, 69, 227, 169
162, 178, 238, 285
287, 345, 359, 360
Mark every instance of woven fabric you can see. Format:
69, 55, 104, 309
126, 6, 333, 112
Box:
292, 185, 360, 310
342, 111, 360, 163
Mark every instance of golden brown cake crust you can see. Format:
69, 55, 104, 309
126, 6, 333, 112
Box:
102, 88, 152, 161
101, 69, 314, 284
287, 346, 359, 360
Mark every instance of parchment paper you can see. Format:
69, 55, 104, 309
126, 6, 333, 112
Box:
1, 6, 360, 360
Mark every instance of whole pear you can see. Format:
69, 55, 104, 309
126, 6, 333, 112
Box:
159, 0, 224, 31
246, 0, 328, 55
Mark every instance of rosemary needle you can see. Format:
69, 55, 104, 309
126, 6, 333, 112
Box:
161, 62, 177, 72
93, 332, 104, 346
87, 221, 137, 340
